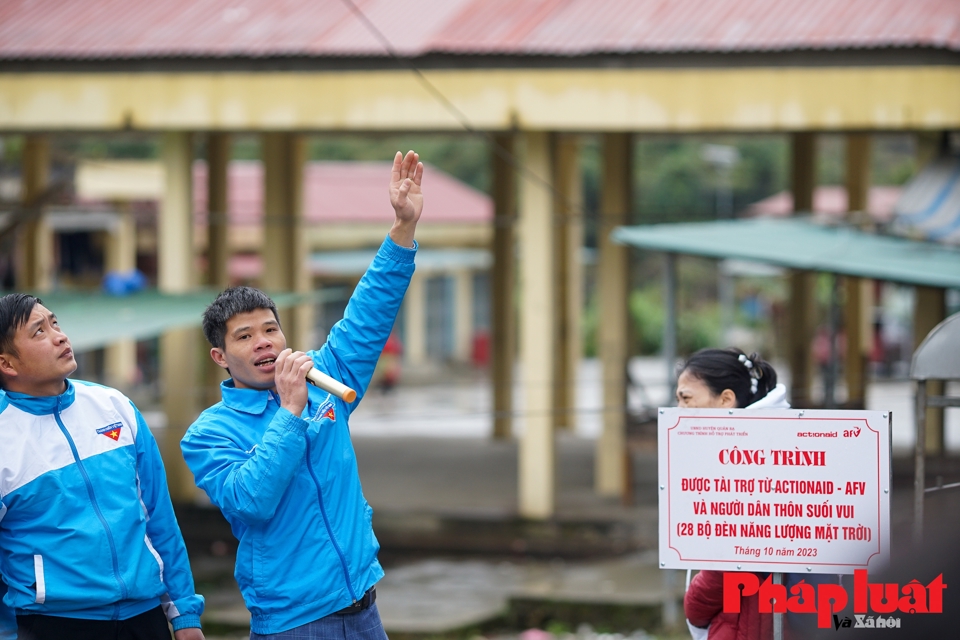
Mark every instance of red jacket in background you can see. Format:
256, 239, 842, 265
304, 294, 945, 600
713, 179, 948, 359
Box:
684, 570, 773, 640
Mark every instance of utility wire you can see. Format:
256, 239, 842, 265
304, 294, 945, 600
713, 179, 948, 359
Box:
336, 0, 609, 227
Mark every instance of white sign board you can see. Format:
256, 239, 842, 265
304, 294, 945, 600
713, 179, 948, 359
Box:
658, 408, 890, 574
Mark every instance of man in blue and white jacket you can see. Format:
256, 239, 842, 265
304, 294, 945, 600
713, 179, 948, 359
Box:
0, 293, 205, 640
180, 151, 423, 639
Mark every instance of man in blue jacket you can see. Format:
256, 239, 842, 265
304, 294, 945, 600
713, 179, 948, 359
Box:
181, 151, 423, 639
0, 293, 205, 640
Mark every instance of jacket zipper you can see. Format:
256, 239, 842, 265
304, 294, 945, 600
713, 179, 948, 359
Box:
305, 439, 358, 602
307, 440, 357, 602
54, 397, 128, 616
273, 391, 358, 603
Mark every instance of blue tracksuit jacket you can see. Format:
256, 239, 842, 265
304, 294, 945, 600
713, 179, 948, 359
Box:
181, 236, 415, 635
0, 381, 204, 639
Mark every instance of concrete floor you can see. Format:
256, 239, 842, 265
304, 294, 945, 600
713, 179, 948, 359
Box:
190, 358, 959, 638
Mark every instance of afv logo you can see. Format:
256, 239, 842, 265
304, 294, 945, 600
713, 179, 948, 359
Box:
844, 427, 862, 438
96, 422, 123, 441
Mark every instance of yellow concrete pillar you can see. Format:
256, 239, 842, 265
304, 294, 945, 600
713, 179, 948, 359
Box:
915, 286, 946, 455
262, 133, 311, 350
843, 134, 873, 407
104, 203, 138, 388
158, 131, 199, 502
453, 269, 474, 363
788, 132, 817, 407
403, 272, 427, 366
159, 133, 195, 293
596, 133, 631, 497
552, 134, 583, 432
518, 131, 556, 519
17, 135, 54, 292
491, 134, 517, 440
161, 327, 200, 501
207, 132, 230, 291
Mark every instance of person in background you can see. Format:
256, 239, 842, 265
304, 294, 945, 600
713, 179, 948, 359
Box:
679, 348, 788, 640
0, 293, 204, 640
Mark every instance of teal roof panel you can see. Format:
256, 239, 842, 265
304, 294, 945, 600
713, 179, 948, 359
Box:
612, 218, 960, 289
8, 289, 335, 353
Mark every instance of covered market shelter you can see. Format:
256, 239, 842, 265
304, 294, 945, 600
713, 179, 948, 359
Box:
1, 0, 959, 516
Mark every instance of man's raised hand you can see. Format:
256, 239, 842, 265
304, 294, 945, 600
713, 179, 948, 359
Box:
389, 150, 423, 248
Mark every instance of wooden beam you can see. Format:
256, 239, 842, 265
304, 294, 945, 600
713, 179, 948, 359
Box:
552, 133, 583, 432
788, 132, 816, 407
844, 133, 873, 407
207, 132, 230, 290
915, 286, 947, 455
596, 132, 631, 498
491, 133, 517, 440
16, 135, 53, 292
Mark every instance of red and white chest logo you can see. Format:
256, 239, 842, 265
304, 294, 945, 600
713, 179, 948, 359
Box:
96, 422, 123, 441
315, 399, 336, 421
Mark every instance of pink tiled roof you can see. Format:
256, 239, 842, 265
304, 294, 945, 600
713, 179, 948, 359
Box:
744, 185, 902, 222
1, 0, 957, 60
193, 160, 491, 225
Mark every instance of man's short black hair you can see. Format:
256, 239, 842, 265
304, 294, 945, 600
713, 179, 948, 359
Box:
202, 287, 280, 350
0, 293, 42, 358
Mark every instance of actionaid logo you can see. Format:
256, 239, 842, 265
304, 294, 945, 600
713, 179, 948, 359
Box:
722, 570, 947, 629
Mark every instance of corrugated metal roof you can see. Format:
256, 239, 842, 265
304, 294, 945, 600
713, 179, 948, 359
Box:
0, 0, 957, 60
613, 218, 960, 289
192, 160, 492, 225
893, 157, 960, 245
73, 159, 491, 225
745, 186, 902, 223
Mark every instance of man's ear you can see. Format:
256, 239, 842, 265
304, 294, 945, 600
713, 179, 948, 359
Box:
0, 353, 18, 379
719, 388, 737, 408
210, 348, 230, 371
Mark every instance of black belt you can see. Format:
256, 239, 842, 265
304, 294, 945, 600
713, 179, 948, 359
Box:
334, 587, 376, 615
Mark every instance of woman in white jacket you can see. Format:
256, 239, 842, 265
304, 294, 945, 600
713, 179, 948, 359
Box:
674, 347, 788, 412
677, 347, 789, 640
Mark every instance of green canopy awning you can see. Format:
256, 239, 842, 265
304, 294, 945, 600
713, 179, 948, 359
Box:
10, 289, 339, 353
612, 218, 960, 289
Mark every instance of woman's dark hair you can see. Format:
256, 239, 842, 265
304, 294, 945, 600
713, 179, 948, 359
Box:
679, 347, 778, 408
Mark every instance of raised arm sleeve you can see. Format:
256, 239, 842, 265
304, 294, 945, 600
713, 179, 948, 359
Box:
131, 406, 204, 631
181, 407, 308, 526
315, 235, 416, 411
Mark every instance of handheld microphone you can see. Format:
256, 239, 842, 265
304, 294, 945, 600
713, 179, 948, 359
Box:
306, 367, 357, 403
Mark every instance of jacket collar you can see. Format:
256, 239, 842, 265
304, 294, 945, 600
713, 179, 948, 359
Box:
5, 379, 76, 415
220, 379, 274, 415
746, 383, 791, 409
